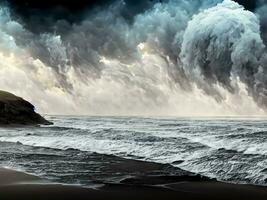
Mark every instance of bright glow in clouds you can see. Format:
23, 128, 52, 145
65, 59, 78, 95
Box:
0, 0, 266, 116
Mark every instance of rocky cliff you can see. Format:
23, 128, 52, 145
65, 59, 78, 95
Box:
0, 91, 52, 126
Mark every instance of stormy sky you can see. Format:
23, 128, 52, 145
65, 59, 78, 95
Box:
5, 0, 159, 32
4, 0, 267, 31
1, 0, 267, 115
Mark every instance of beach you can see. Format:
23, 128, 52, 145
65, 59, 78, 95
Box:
0, 167, 266, 200
0, 117, 267, 200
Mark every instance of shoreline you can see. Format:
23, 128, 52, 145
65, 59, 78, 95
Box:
0, 167, 266, 200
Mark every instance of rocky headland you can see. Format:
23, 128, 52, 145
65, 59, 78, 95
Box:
0, 90, 52, 126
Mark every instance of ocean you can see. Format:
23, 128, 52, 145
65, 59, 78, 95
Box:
0, 116, 266, 187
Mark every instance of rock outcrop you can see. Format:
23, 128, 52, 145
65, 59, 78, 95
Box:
0, 90, 52, 126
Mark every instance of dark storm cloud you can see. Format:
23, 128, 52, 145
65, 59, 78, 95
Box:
1, 0, 267, 109
234, 0, 257, 10
2, 0, 165, 80
255, 0, 267, 45
4, 0, 161, 33
4, 0, 267, 34
4, 0, 113, 33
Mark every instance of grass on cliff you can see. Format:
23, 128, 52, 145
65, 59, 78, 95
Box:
0, 90, 21, 101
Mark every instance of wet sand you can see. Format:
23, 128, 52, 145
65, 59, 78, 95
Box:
0, 168, 266, 200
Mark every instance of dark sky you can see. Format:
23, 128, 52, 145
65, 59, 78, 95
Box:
5, 0, 158, 18
4, 0, 160, 32
3, 0, 267, 33
5, 0, 264, 10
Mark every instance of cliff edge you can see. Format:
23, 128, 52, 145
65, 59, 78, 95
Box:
0, 90, 52, 126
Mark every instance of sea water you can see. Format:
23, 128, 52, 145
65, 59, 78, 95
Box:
0, 116, 266, 186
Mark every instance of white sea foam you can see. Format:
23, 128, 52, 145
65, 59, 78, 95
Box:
0, 116, 266, 185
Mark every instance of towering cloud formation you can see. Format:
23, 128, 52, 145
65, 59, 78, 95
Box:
0, 0, 266, 115
181, 0, 267, 106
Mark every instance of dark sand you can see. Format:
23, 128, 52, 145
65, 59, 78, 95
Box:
0, 168, 266, 200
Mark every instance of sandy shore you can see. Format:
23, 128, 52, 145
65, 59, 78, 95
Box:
0, 168, 266, 200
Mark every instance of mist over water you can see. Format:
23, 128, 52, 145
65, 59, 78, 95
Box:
0, 0, 267, 115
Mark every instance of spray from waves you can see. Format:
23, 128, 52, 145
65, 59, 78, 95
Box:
0, 0, 266, 116
181, 0, 267, 106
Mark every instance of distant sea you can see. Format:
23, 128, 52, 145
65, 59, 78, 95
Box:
0, 116, 266, 186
